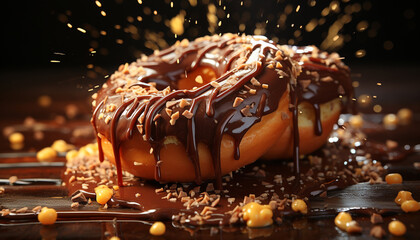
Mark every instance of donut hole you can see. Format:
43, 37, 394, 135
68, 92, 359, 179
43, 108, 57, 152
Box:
177, 66, 218, 90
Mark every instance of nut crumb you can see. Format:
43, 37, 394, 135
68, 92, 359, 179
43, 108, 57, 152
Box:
9, 176, 18, 185
195, 75, 203, 84
16, 207, 28, 213
370, 213, 383, 224
250, 78, 261, 87
241, 105, 252, 117
71, 202, 80, 208
233, 97, 244, 107
32, 206, 42, 212
370, 226, 386, 238
182, 110, 193, 119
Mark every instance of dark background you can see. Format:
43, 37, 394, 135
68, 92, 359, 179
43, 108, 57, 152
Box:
2, 0, 419, 68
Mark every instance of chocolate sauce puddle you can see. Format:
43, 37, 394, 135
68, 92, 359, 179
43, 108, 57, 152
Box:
1, 121, 416, 231
49, 123, 408, 226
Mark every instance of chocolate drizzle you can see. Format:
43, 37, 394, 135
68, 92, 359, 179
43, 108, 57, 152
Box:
91, 34, 353, 186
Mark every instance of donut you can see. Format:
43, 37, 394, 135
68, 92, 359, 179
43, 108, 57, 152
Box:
262, 45, 354, 165
90, 34, 353, 186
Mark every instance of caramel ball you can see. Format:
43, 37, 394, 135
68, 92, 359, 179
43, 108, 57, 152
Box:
385, 173, 403, 184
388, 220, 406, 236
149, 221, 166, 236
38, 207, 58, 225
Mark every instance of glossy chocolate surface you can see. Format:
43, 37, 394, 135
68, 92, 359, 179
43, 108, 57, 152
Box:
92, 34, 353, 186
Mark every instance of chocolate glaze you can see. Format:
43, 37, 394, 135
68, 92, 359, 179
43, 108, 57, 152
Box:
1, 116, 418, 237
0, 126, 398, 226
91, 34, 353, 186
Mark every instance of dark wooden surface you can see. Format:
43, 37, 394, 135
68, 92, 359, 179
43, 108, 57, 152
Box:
1, 64, 420, 239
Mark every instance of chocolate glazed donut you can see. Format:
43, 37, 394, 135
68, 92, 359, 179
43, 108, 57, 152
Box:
91, 34, 353, 187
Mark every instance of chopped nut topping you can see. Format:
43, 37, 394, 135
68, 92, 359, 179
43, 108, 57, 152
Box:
16, 207, 28, 213
195, 75, 204, 84
179, 99, 190, 108
370, 226, 386, 238
32, 206, 42, 212
241, 105, 252, 117
210, 81, 221, 88
136, 124, 143, 134
153, 114, 161, 121
211, 197, 220, 207
276, 62, 283, 69
115, 87, 124, 93
182, 110, 194, 119
165, 108, 173, 117
105, 104, 117, 113
166, 100, 178, 108
170, 111, 180, 125
69, 175, 76, 183
9, 176, 18, 185
71, 202, 80, 208
72, 191, 88, 203
180, 39, 189, 47
262, 84, 269, 89
233, 97, 244, 107
250, 78, 261, 87
249, 89, 257, 94
104, 116, 112, 124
